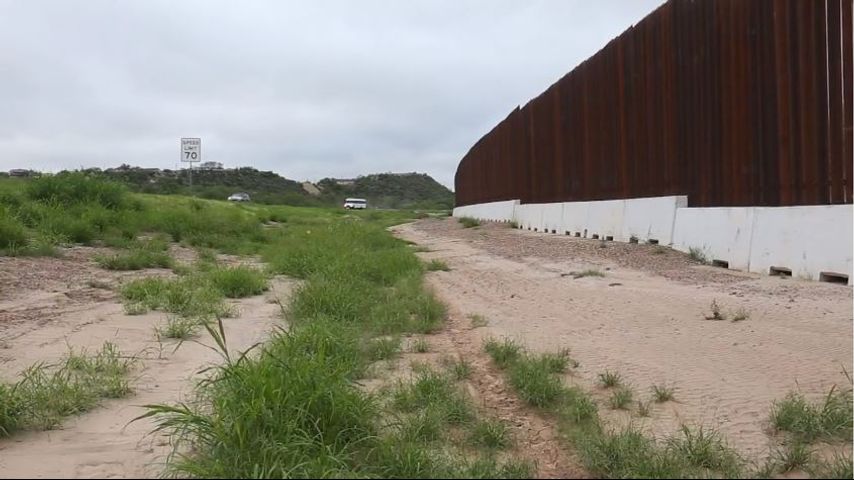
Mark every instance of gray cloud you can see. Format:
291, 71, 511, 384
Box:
0, 0, 662, 187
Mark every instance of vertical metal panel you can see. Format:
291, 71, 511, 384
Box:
454, 0, 851, 208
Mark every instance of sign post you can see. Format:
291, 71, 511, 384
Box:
180, 138, 201, 193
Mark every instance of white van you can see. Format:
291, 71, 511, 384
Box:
343, 198, 367, 209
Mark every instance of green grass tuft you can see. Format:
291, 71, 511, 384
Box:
458, 217, 481, 228
770, 387, 853, 442
410, 337, 429, 353
468, 313, 488, 328
484, 337, 522, 370
469, 418, 513, 450
206, 265, 268, 298
652, 384, 676, 403
598, 370, 622, 388
425, 259, 451, 271
609, 386, 634, 410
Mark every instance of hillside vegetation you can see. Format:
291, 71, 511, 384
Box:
317, 173, 454, 210
63, 166, 453, 209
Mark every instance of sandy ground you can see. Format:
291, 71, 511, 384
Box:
0, 247, 292, 479
393, 218, 853, 463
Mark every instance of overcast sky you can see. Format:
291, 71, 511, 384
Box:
0, 0, 662, 188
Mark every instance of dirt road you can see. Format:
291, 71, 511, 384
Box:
393, 218, 853, 461
0, 249, 291, 479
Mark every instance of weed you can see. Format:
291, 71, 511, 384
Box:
410, 337, 429, 353
484, 337, 522, 369
206, 265, 268, 298
652, 384, 676, 403
86, 279, 112, 290
653, 245, 668, 255
469, 418, 513, 449
509, 355, 566, 408
666, 425, 743, 475
573, 269, 605, 279
731, 307, 750, 322
770, 387, 853, 442
445, 358, 473, 381
468, 313, 488, 328
509, 221, 519, 229
807, 452, 853, 479
775, 441, 813, 472
1, 342, 133, 436
636, 400, 652, 417
366, 336, 400, 361
705, 299, 726, 320
425, 259, 450, 272
688, 246, 709, 264
156, 316, 199, 340
538, 348, 573, 374
598, 370, 622, 388
458, 217, 481, 228
609, 386, 634, 410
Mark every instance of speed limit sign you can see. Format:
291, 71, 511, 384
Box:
180, 138, 201, 163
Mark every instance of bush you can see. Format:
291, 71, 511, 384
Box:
26, 172, 127, 209
0, 212, 27, 249
207, 266, 268, 298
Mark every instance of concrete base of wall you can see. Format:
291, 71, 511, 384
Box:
453, 197, 852, 285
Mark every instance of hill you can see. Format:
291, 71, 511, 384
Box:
316, 173, 454, 210
73, 165, 452, 209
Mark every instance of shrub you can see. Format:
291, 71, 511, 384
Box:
206, 266, 268, 298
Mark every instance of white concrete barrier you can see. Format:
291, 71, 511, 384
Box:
512, 203, 542, 230
541, 203, 565, 234
452, 200, 518, 223
585, 199, 626, 240
561, 201, 590, 236
672, 207, 755, 270
622, 196, 687, 244
454, 197, 851, 284
748, 205, 852, 282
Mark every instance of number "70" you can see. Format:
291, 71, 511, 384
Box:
184, 151, 198, 160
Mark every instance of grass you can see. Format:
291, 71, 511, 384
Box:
508, 354, 567, 408
609, 386, 634, 410
95, 249, 173, 270
653, 245, 668, 255
445, 357, 473, 381
469, 418, 513, 449
573, 269, 605, 279
120, 271, 241, 320
410, 337, 430, 353
808, 452, 853, 479
598, 370, 622, 388
652, 384, 676, 402
484, 337, 522, 369
769, 386, 853, 442
705, 299, 726, 320
366, 337, 401, 361
775, 441, 813, 472
483, 341, 765, 479
136, 214, 529, 478
156, 316, 200, 340
731, 307, 750, 322
425, 259, 450, 271
688, 246, 709, 264
206, 265, 268, 298
458, 216, 481, 228
0, 342, 133, 437
636, 400, 651, 417
468, 313, 488, 328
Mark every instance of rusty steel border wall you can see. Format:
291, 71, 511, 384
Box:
454, 0, 853, 208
